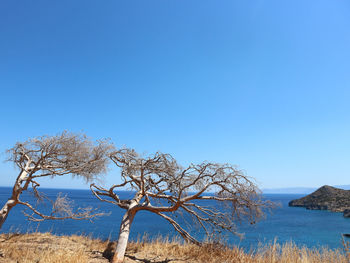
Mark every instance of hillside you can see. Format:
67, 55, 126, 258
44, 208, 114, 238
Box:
0, 233, 348, 263
289, 185, 350, 217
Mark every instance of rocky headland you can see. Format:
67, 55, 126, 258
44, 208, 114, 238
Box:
288, 185, 350, 217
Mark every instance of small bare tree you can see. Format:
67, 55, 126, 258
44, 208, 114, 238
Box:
0, 131, 113, 229
91, 148, 271, 263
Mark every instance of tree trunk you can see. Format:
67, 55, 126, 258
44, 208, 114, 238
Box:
111, 210, 135, 263
0, 199, 16, 229
0, 186, 22, 230
0, 169, 29, 229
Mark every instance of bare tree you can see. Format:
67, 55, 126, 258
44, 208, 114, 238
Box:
0, 131, 113, 229
90, 148, 271, 263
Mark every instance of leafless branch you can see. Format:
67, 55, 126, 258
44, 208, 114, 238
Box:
0, 131, 114, 229
92, 147, 273, 248
18, 193, 107, 222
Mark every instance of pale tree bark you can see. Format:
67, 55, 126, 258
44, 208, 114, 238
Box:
112, 210, 135, 263
0, 168, 30, 229
112, 193, 142, 263
0, 200, 16, 229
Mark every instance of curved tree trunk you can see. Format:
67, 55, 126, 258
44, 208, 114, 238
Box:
0, 169, 29, 230
0, 199, 17, 229
111, 210, 136, 263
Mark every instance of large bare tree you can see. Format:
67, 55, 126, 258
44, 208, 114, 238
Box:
91, 148, 271, 263
0, 131, 113, 229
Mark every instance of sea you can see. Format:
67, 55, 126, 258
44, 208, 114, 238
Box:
0, 187, 349, 251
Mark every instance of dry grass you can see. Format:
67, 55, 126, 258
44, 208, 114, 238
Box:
0, 232, 109, 263
0, 233, 348, 263
127, 236, 349, 263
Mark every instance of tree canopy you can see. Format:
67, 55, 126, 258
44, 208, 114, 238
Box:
0, 131, 113, 228
91, 148, 271, 263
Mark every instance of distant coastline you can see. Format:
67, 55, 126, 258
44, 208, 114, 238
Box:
263, 185, 350, 194
1, 185, 350, 194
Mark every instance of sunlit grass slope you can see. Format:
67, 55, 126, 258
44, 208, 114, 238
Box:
0, 233, 348, 263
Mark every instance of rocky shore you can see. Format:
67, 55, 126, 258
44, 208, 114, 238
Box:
288, 185, 350, 217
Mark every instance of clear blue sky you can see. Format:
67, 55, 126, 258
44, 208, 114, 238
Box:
0, 0, 349, 189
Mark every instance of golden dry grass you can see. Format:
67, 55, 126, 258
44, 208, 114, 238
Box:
0, 232, 108, 263
127, 236, 349, 263
0, 233, 348, 263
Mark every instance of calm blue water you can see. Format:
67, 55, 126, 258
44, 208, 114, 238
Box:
0, 187, 349, 250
